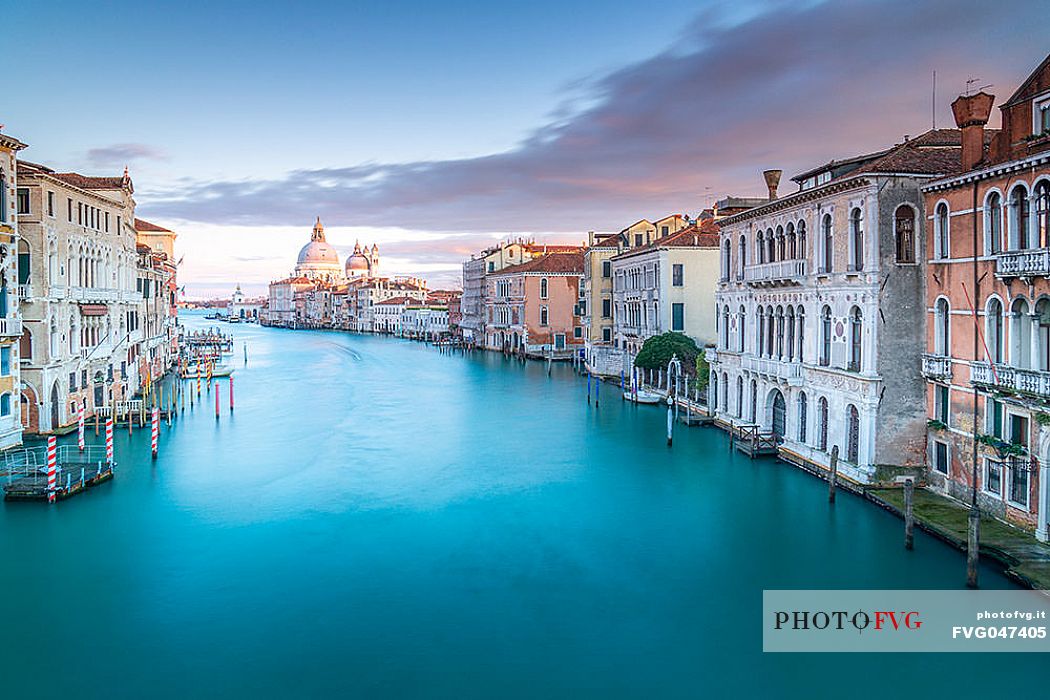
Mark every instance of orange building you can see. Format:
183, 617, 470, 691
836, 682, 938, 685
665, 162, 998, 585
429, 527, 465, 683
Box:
922, 53, 1050, 540
484, 252, 584, 357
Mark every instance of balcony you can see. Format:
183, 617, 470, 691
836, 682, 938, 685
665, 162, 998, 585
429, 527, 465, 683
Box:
705, 347, 719, 364
995, 248, 1050, 278
17, 284, 32, 301
922, 354, 953, 381
743, 259, 806, 286
971, 361, 1050, 399
0, 317, 22, 337
742, 355, 803, 386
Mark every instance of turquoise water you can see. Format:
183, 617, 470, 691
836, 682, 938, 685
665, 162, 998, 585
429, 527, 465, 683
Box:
0, 311, 1040, 698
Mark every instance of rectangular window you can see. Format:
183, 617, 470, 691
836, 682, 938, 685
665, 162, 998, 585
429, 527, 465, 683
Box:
0, 346, 9, 375
574, 326, 582, 338
661, 225, 669, 237
78, 202, 82, 225
602, 327, 611, 342
105, 212, 110, 232
67, 198, 73, 222
1009, 414, 1029, 449
984, 458, 1002, 496
488, 261, 494, 273
672, 264, 684, 287
602, 298, 611, 318
69, 372, 77, 392
933, 441, 948, 475
634, 234, 643, 247
1008, 461, 1029, 507
672, 303, 685, 331
602, 260, 611, 278
935, 385, 949, 424
986, 398, 1003, 438
47, 191, 55, 217
16, 188, 29, 214
577, 299, 586, 316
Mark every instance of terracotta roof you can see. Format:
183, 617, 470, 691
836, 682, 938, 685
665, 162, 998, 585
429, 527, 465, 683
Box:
493, 251, 584, 275
521, 243, 581, 253
135, 218, 172, 232
376, 296, 413, 305
612, 221, 720, 259
52, 173, 128, 190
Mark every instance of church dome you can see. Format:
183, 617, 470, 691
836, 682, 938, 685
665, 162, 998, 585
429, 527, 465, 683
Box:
294, 217, 343, 278
345, 240, 372, 276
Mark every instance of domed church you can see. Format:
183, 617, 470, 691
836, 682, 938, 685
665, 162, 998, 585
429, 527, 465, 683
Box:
294, 217, 344, 280
345, 241, 379, 278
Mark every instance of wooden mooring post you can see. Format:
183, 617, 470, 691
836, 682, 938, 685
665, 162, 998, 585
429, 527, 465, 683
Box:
828, 445, 838, 503
904, 478, 915, 550
967, 507, 980, 588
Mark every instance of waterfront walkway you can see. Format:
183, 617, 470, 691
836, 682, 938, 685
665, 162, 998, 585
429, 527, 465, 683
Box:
869, 488, 1050, 590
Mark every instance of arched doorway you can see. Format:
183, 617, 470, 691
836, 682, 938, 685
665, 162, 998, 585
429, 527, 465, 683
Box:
771, 390, 787, 438
49, 381, 60, 431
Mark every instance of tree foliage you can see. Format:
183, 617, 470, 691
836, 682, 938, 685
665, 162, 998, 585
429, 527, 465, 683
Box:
633, 332, 701, 374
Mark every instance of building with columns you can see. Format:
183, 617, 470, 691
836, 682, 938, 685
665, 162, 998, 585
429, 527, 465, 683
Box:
708, 132, 971, 485
921, 52, 1050, 541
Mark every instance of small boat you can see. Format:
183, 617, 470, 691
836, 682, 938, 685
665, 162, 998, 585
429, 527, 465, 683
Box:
624, 389, 663, 404
180, 364, 235, 379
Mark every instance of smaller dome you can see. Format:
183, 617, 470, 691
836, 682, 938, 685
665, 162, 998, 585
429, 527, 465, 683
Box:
346, 253, 370, 272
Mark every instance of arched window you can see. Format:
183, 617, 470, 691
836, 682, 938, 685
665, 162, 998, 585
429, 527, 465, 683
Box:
849, 208, 864, 271
766, 228, 775, 263
935, 298, 950, 356
786, 223, 797, 260
785, 306, 796, 362
987, 298, 1004, 364
797, 392, 808, 443
820, 305, 832, 366
1037, 299, 1050, 371
818, 397, 829, 451
722, 240, 731, 280
776, 225, 785, 261
1011, 186, 1030, 250
17, 240, 30, 287
798, 220, 807, 261
711, 371, 719, 410
756, 230, 765, 264
19, 327, 32, 361
738, 305, 746, 352
736, 376, 743, 418
539, 278, 548, 299
720, 373, 728, 412
722, 305, 730, 349
737, 236, 746, 277
756, 306, 765, 356
796, 306, 805, 362
750, 379, 758, 423
775, 305, 785, 359
821, 214, 833, 272
0, 173, 6, 223
985, 192, 1002, 255
1036, 180, 1050, 249
895, 205, 915, 263
846, 404, 860, 463
0, 393, 10, 417
1010, 297, 1031, 368
765, 305, 774, 357
935, 203, 949, 258
849, 306, 863, 371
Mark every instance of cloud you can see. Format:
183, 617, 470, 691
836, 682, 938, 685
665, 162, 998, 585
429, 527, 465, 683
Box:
86, 143, 168, 167
145, 0, 1046, 236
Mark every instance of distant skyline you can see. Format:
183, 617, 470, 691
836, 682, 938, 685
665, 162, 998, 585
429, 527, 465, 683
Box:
3, 0, 1046, 298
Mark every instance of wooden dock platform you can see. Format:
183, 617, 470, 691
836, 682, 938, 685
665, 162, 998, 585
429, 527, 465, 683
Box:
2, 446, 115, 502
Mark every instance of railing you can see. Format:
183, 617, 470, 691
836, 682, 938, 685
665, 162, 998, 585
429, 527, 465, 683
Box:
996, 248, 1050, 278
742, 355, 803, 384
743, 259, 806, 285
0, 317, 21, 337
971, 361, 1050, 398
68, 286, 119, 302
17, 284, 31, 300
922, 353, 953, 380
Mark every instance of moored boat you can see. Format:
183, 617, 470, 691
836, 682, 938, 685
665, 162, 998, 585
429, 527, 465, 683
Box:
623, 389, 663, 404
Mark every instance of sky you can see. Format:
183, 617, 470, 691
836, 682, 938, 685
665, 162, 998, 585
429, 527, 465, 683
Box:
3, 0, 1047, 298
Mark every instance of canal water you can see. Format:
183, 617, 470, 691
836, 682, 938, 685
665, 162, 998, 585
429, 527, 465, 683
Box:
0, 311, 1042, 698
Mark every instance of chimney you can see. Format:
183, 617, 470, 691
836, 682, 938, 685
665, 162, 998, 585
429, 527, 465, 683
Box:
763, 169, 782, 200
951, 91, 994, 171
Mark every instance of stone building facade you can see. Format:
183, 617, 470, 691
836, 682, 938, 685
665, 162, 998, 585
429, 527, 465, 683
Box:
708, 133, 967, 484
921, 53, 1050, 540
16, 161, 141, 433
0, 130, 27, 449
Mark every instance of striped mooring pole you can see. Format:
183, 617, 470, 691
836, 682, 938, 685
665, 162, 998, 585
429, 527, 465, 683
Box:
215, 382, 220, 419
105, 418, 114, 465
77, 404, 85, 451
229, 376, 234, 412
151, 406, 159, 459
46, 435, 57, 504
197, 369, 201, 395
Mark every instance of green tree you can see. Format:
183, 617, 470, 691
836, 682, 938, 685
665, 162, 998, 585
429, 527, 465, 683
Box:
633, 332, 701, 375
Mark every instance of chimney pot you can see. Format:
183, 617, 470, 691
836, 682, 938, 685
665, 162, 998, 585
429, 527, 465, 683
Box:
763, 169, 782, 200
